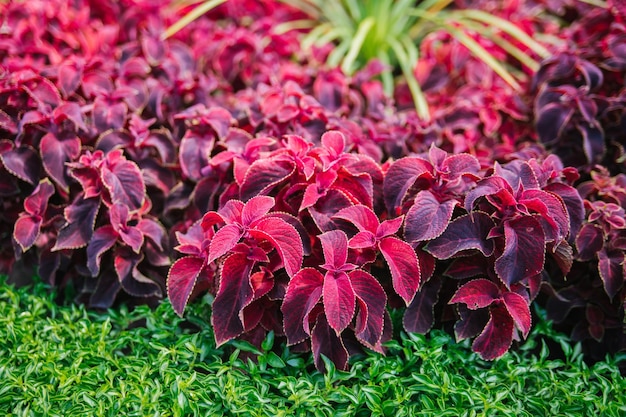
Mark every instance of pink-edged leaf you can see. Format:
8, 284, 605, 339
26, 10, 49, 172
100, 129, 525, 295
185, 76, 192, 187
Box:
211, 253, 255, 345
323, 271, 356, 334
109, 203, 130, 234
348, 231, 377, 249
57, 59, 83, 97
333, 169, 373, 208
240, 158, 295, 201
40, 131, 81, 192
495, 216, 545, 287
544, 182, 585, 237
598, 248, 625, 300
300, 183, 326, 211
179, 131, 215, 181
311, 314, 349, 372
379, 236, 421, 305
87, 225, 118, 276
93, 98, 127, 131
426, 212, 496, 259
167, 256, 206, 316
472, 304, 514, 360
502, 292, 532, 338
454, 305, 490, 341
23, 178, 55, 215
449, 278, 500, 310
242, 195, 274, 226
114, 250, 162, 298
137, 218, 166, 251
319, 230, 350, 271
403, 275, 442, 334
377, 216, 404, 238
521, 189, 569, 241
53, 102, 87, 132
90, 270, 122, 310
445, 254, 489, 280
282, 267, 324, 345
320, 130, 345, 159
0, 142, 40, 185
575, 223, 604, 261
350, 269, 386, 351
52, 195, 100, 250
464, 176, 512, 213
13, 215, 41, 251
249, 217, 303, 277
442, 153, 481, 181
308, 190, 353, 232
118, 227, 144, 253
333, 205, 379, 234
175, 221, 206, 256
405, 191, 457, 243
101, 151, 146, 211
207, 224, 243, 264
383, 157, 432, 214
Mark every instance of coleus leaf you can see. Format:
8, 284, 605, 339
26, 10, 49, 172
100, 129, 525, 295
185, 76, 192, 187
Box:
311, 314, 349, 372
495, 216, 545, 287
40, 131, 81, 192
208, 224, 244, 264
404, 191, 457, 243
544, 183, 585, 239
323, 270, 356, 335
449, 278, 500, 310
167, 256, 206, 316
211, 252, 255, 346
53, 195, 100, 250
454, 305, 490, 342
575, 223, 604, 261
13, 179, 55, 251
350, 269, 386, 351
598, 248, 625, 300
87, 225, 118, 276
101, 149, 146, 211
426, 212, 496, 259
383, 157, 432, 214
0, 141, 40, 185
240, 158, 295, 201
502, 292, 531, 338
471, 303, 514, 360
403, 275, 442, 334
379, 236, 421, 305
249, 217, 303, 277
114, 249, 162, 298
179, 130, 215, 181
282, 267, 324, 345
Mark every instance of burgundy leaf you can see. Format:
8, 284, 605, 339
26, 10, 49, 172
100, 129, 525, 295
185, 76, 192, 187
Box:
379, 236, 421, 305
464, 176, 512, 213
521, 189, 569, 241
449, 279, 499, 310
53, 195, 100, 250
495, 216, 545, 287
535, 102, 573, 144
442, 153, 481, 182
472, 303, 514, 360
282, 267, 324, 345
575, 223, 604, 261
544, 183, 585, 238
350, 269, 386, 351
40, 131, 81, 192
93, 97, 127, 131
0, 142, 40, 185
87, 225, 118, 276
114, 250, 162, 298
403, 275, 442, 334
211, 253, 255, 346
53, 102, 87, 132
179, 131, 215, 181
13, 216, 41, 252
426, 212, 495, 259
348, 231, 376, 249
323, 271, 356, 335
250, 217, 303, 277
101, 150, 146, 211
90, 270, 122, 310
598, 248, 625, 300
167, 256, 206, 316
405, 191, 457, 243
311, 314, 349, 372
454, 305, 490, 341
502, 292, 532, 337
240, 158, 294, 201
383, 157, 432, 214
208, 224, 243, 264
24, 178, 55, 215
137, 218, 166, 251
241, 195, 274, 225
333, 204, 379, 234
319, 230, 350, 271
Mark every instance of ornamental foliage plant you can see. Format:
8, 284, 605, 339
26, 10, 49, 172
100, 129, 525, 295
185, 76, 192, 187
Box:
1, 0, 625, 372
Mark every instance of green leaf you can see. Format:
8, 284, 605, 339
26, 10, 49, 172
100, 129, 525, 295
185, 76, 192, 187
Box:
162, 0, 228, 39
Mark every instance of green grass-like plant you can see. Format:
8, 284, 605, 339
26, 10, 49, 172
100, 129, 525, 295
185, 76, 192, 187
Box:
1, 275, 625, 416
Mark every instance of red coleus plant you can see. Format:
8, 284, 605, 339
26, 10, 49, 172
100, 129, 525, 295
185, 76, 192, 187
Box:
282, 230, 387, 371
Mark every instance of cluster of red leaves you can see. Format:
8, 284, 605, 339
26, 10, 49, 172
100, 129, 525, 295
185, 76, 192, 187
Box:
1, 0, 624, 371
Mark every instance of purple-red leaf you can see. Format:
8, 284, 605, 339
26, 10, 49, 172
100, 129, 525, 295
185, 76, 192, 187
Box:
101, 150, 145, 210
426, 212, 495, 259
240, 158, 294, 201
575, 223, 604, 261
405, 191, 457, 243
114, 250, 162, 298
379, 236, 421, 305
53, 195, 100, 250
598, 248, 625, 300
208, 224, 243, 264
350, 269, 386, 351
211, 253, 255, 346
250, 217, 303, 277
87, 225, 118, 276
403, 275, 442, 334
502, 292, 532, 337
333, 204, 379, 234
323, 271, 356, 335
319, 230, 350, 271
282, 268, 324, 345
40, 131, 81, 192
383, 157, 432, 214
167, 256, 206, 316
311, 314, 349, 372
495, 216, 545, 287
449, 279, 500, 310
242, 195, 274, 226
0, 142, 40, 185
13, 216, 41, 252
472, 304, 514, 360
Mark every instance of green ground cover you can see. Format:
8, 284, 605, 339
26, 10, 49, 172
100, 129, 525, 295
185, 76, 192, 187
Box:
1, 276, 624, 417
